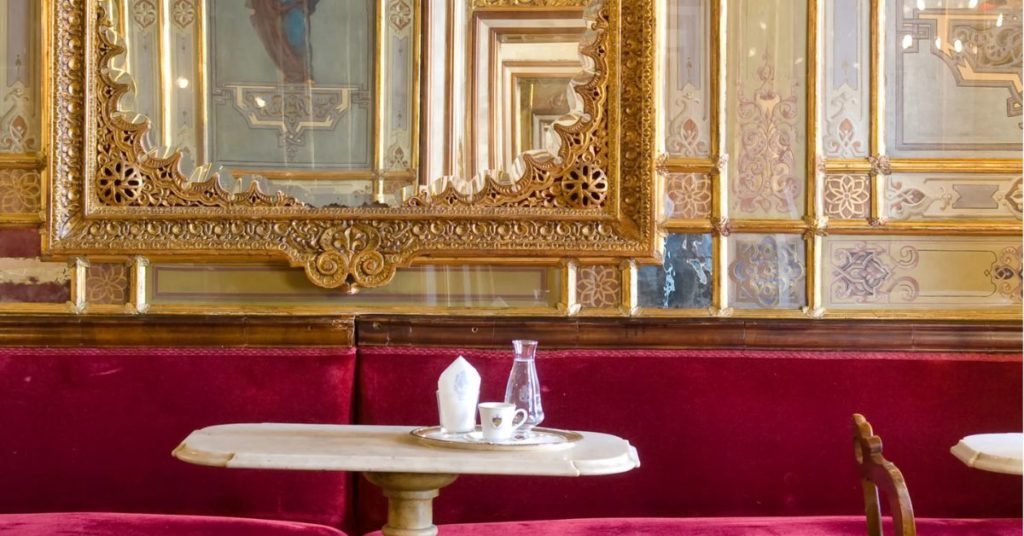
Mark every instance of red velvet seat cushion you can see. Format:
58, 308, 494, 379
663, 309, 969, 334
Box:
0, 512, 348, 536
0, 348, 356, 530
365, 516, 1023, 536
355, 347, 1022, 533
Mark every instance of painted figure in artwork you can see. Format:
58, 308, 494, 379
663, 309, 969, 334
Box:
247, 0, 320, 83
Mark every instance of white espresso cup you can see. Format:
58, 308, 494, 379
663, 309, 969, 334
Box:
478, 402, 528, 442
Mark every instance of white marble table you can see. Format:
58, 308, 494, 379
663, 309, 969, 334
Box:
173, 423, 640, 536
950, 433, 1023, 475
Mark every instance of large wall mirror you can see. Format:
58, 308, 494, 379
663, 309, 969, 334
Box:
44, 0, 657, 292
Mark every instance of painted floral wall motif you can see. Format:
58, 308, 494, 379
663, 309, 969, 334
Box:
577, 265, 621, 309
823, 174, 870, 220
727, 0, 806, 219
638, 234, 712, 309
86, 264, 130, 306
0, 169, 40, 214
664, 173, 712, 219
728, 234, 806, 309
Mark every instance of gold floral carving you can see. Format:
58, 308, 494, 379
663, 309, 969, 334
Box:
45, 0, 656, 292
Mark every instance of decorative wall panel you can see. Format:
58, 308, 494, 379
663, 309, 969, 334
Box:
147, 263, 561, 309
823, 174, 870, 220
0, 168, 39, 215
821, 0, 869, 158
637, 234, 712, 309
885, 0, 1023, 158
824, 236, 1021, 309
0, 0, 1017, 320
727, 233, 806, 309
726, 0, 806, 219
662, 172, 712, 220
662, 0, 709, 157
86, 263, 130, 306
886, 173, 1022, 221
0, 0, 39, 153
576, 264, 622, 310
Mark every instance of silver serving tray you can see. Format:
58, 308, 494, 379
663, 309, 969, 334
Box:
410, 426, 583, 451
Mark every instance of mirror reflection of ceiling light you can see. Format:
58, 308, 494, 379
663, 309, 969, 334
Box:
901, 34, 914, 49
176, 77, 189, 89
254, 96, 267, 108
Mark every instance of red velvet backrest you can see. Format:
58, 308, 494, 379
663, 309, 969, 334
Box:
0, 347, 356, 530
355, 347, 1022, 533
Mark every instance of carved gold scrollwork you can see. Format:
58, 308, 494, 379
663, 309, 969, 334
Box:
304, 225, 395, 294
45, 0, 656, 292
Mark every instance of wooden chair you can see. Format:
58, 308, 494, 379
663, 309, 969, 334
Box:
853, 413, 916, 536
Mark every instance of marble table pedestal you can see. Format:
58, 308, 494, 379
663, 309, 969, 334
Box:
363, 472, 458, 536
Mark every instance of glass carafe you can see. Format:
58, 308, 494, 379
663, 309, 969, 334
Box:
504, 339, 544, 434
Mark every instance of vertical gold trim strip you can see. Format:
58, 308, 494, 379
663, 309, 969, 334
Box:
410, 0, 422, 177
869, 0, 883, 156
711, 0, 728, 314
804, 0, 819, 315
130, 256, 150, 313
708, 0, 721, 160
71, 258, 88, 313
195, 0, 208, 164
561, 259, 579, 316
374, 0, 386, 175
807, 232, 823, 317
40, 0, 53, 240
654, 0, 667, 156
158, 0, 172, 148
622, 259, 638, 316
443, 0, 455, 175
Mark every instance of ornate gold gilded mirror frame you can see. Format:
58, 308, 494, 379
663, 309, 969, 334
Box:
43, 0, 656, 292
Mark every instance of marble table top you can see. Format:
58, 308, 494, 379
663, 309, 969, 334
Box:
173, 423, 641, 477
950, 433, 1023, 475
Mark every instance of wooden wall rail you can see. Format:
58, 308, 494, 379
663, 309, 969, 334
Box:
0, 315, 355, 347
356, 316, 1023, 353
0, 315, 1018, 352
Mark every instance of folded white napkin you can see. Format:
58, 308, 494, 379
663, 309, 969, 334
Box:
437, 356, 480, 433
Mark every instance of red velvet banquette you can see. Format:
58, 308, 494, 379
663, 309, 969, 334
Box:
0, 332, 1020, 535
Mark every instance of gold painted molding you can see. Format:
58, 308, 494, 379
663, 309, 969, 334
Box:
42, 0, 658, 293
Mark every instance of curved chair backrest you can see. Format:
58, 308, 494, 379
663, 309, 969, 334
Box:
852, 414, 916, 536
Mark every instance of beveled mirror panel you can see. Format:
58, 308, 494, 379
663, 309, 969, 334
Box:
44, 0, 657, 292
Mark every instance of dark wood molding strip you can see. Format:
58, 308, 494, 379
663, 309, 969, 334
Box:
0, 315, 1017, 352
0, 315, 355, 347
356, 316, 1023, 353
